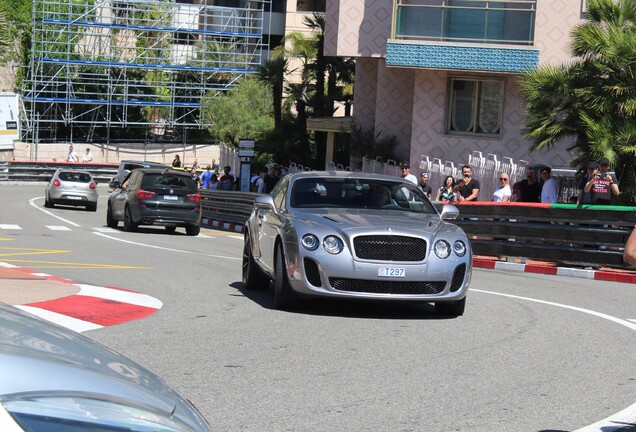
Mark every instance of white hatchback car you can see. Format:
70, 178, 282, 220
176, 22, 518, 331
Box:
44, 168, 98, 211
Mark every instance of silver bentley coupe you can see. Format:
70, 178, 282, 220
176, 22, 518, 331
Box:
242, 171, 471, 316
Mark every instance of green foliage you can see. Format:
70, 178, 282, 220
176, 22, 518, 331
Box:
201, 78, 274, 146
520, 0, 636, 203
350, 120, 399, 162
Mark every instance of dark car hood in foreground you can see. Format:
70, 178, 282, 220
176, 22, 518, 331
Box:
292, 208, 449, 235
0, 303, 207, 430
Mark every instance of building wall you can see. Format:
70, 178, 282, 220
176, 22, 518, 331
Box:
535, 0, 586, 65
408, 70, 574, 168
374, 61, 414, 162
330, 0, 583, 168
325, 0, 390, 57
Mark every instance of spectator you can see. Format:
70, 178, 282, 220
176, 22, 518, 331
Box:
435, 175, 456, 202
209, 173, 219, 190
517, 166, 541, 202
418, 172, 432, 199
455, 164, 480, 202
577, 161, 598, 206
492, 173, 512, 202
511, 182, 521, 202
399, 162, 417, 185
219, 166, 234, 190
191, 158, 200, 170
254, 168, 268, 193
190, 166, 200, 187
264, 165, 282, 193
172, 154, 181, 168
540, 167, 558, 203
211, 159, 219, 173
82, 148, 92, 163
584, 157, 619, 205
273, 167, 282, 188
67, 145, 78, 162
624, 228, 636, 266
250, 171, 261, 192
199, 165, 214, 189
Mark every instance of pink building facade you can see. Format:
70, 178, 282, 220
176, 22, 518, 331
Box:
325, 0, 586, 169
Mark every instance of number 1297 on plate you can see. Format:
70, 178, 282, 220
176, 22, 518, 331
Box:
378, 267, 405, 277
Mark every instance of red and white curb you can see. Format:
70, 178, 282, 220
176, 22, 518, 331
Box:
201, 218, 244, 233
1, 263, 162, 333
473, 258, 636, 284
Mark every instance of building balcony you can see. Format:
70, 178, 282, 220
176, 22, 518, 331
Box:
387, 0, 539, 73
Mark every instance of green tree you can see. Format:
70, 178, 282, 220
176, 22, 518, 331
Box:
520, 0, 636, 203
201, 78, 274, 146
257, 56, 288, 127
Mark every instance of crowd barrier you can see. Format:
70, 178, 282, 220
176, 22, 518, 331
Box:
0, 160, 118, 183
198, 189, 635, 268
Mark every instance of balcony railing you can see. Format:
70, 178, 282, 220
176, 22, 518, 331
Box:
393, 0, 536, 46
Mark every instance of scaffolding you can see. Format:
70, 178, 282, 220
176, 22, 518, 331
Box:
21, 0, 269, 144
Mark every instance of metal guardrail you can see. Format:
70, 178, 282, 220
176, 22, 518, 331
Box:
0, 161, 118, 183
197, 191, 635, 268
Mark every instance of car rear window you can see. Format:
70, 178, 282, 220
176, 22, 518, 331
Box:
142, 173, 196, 191
58, 172, 91, 183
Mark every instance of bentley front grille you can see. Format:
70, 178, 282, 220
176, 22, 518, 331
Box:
353, 235, 426, 261
329, 278, 445, 295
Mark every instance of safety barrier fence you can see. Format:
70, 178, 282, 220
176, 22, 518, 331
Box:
197, 189, 635, 269
0, 160, 118, 183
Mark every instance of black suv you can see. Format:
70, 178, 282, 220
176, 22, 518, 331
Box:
107, 168, 201, 235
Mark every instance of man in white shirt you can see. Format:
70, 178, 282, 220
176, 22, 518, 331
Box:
540, 167, 558, 203
399, 162, 417, 185
67, 146, 78, 163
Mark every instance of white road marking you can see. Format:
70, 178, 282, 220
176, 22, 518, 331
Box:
93, 232, 241, 261
29, 197, 81, 227
0, 224, 21, 230
15, 305, 103, 332
46, 225, 72, 231
75, 284, 163, 309
472, 288, 636, 332
472, 288, 636, 431
93, 227, 119, 233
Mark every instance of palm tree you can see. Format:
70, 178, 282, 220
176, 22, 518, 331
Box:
520, 0, 636, 203
257, 56, 288, 127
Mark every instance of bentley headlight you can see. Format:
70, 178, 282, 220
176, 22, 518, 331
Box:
434, 240, 451, 259
301, 234, 319, 251
323, 236, 344, 254
453, 240, 467, 257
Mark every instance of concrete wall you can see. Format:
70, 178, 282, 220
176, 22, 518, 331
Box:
2, 142, 223, 167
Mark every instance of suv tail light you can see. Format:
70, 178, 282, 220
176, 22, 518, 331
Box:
53, 180, 61, 187
187, 193, 200, 203
89, 182, 96, 190
137, 189, 156, 200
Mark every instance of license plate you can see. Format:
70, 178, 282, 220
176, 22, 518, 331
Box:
378, 267, 405, 277
67, 196, 82, 200
164, 195, 178, 200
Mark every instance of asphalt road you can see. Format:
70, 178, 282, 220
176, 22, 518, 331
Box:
1, 184, 635, 431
